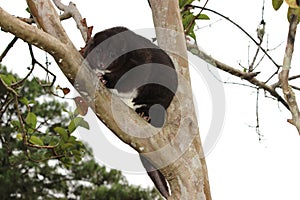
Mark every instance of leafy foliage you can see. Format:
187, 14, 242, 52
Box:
0, 65, 162, 199
0, 65, 86, 167
272, 0, 300, 23
180, 0, 210, 40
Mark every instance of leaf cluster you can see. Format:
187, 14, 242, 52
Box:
180, 0, 210, 40
0, 64, 88, 166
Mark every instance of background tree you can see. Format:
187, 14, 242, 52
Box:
0, 65, 161, 200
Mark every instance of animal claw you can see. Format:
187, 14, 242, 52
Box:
139, 112, 151, 122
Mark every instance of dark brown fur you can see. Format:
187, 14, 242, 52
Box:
83, 27, 177, 198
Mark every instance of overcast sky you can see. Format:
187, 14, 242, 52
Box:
1, 0, 300, 199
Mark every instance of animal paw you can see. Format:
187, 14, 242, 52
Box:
96, 72, 107, 85
139, 112, 151, 123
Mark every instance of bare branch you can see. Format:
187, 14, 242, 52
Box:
27, 44, 56, 87
249, 39, 263, 72
288, 74, 300, 81
26, 143, 58, 149
291, 85, 300, 91
0, 5, 87, 89
270, 73, 300, 89
52, 0, 89, 42
187, 43, 289, 110
255, 89, 262, 141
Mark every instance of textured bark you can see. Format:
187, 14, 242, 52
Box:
279, 14, 300, 133
150, 0, 211, 199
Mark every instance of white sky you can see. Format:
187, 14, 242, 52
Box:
1, 0, 300, 200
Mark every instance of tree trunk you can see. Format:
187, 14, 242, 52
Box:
149, 0, 212, 199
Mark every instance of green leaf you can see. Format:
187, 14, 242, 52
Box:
198, 14, 210, 20
74, 156, 81, 163
67, 136, 77, 143
25, 7, 31, 14
19, 97, 29, 106
61, 143, 73, 150
186, 22, 197, 41
71, 150, 83, 157
43, 151, 53, 158
68, 119, 77, 133
54, 127, 67, 135
11, 120, 20, 129
49, 137, 60, 146
68, 117, 90, 133
16, 133, 23, 140
272, 0, 283, 10
179, 0, 197, 8
54, 127, 68, 142
0, 74, 16, 86
182, 11, 194, 29
42, 135, 52, 145
29, 136, 44, 146
78, 119, 90, 130
26, 112, 37, 133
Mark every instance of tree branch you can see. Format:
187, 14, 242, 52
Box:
187, 5, 280, 69
52, 0, 89, 42
0, 6, 80, 84
187, 43, 289, 110
0, 0, 164, 155
279, 14, 300, 133
150, 0, 211, 199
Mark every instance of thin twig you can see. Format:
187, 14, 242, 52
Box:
14, 95, 28, 152
185, 0, 210, 35
255, 88, 262, 141
187, 43, 289, 110
207, 65, 257, 89
291, 85, 300, 91
27, 142, 58, 149
250, 1, 266, 72
27, 44, 56, 87
270, 73, 300, 89
0, 75, 19, 97
249, 39, 263, 72
0, 36, 18, 62
186, 5, 280, 69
